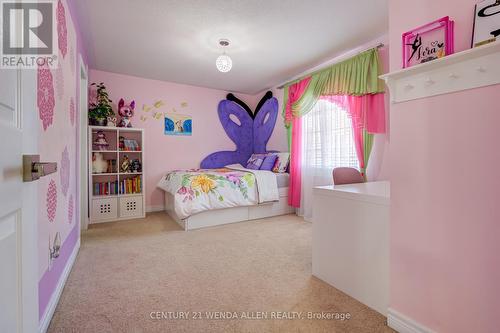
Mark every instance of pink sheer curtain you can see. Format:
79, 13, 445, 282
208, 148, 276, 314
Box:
286, 77, 311, 208
320, 93, 386, 175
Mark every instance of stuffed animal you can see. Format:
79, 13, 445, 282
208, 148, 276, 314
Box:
92, 152, 108, 173
93, 131, 109, 151
107, 115, 117, 127
118, 98, 135, 128
130, 159, 142, 173
120, 155, 130, 173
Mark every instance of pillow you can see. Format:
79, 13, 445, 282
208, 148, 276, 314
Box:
260, 154, 278, 171
272, 152, 290, 173
246, 154, 266, 170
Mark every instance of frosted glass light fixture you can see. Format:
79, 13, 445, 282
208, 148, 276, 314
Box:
216, 39, 232, 73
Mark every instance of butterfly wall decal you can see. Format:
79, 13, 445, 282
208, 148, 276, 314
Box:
200, 91, 278, 169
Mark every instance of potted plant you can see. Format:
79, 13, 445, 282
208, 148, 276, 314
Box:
88, 82, 114, 126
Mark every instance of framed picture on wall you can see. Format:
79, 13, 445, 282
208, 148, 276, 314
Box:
164, 113, 192, 136
472, 0, 500, 47
402, 16, 454, 68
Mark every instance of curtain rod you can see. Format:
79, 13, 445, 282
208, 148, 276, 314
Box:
277, 43, 384, 89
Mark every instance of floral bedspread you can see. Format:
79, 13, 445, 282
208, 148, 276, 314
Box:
157, 168, 259, 219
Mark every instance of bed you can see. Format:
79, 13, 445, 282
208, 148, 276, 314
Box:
157, 164, 294, 230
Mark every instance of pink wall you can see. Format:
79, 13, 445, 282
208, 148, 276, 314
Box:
367, 42, 390, 181
389, 1, 500, 332
89, 70, 288, 210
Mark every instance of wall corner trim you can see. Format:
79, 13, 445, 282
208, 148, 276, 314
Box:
38, 239, 80, 333
387, 308, 435, 333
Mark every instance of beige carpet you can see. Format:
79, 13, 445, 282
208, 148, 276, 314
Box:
48, 212, 394, 333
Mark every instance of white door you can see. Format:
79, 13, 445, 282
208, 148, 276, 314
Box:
0, 68, 39, 332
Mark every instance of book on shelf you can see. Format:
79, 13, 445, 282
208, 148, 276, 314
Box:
120, 176, 142, 195
93, 181, 119, 196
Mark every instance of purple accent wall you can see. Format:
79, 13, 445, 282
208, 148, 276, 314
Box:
38, 224, 79, 319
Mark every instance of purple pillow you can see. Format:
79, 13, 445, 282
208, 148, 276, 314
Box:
260, 154, 278, 171
246, 154, 266, 170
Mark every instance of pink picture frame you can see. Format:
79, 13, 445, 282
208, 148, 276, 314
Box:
402, 16, 454, 68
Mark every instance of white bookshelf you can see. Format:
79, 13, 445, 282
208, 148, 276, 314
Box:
88, 126, 146, 223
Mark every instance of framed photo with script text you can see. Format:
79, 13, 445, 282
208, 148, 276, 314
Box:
472, 0, 500, 47
402, 16, 454, 68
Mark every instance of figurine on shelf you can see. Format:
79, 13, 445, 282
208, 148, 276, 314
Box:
107, 115, 117, 127
118, 98, 135, 128
130, 159, 142, 173
93, 131, 109, 151
92, 152, 108, 173
119, 136, 125, 151
121, 155, 130, 173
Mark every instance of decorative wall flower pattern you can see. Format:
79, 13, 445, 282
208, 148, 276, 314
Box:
37, 66, 55, 131
47, 180, 57, 222
70, 97, 75, 126
57, 0, 67, 58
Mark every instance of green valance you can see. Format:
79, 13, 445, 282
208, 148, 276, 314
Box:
286, 48, 384, 118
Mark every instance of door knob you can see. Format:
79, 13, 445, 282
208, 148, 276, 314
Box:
23, 155, 57, 182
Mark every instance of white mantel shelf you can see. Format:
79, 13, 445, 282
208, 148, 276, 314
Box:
380, 41, 500, 103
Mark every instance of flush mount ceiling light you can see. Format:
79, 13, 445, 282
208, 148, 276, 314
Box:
216, 39, 232, 73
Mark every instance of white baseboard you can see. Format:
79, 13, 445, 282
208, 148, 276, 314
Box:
146, 205, 165, 213
39, 239, 80, 333
387, 308, 435, 333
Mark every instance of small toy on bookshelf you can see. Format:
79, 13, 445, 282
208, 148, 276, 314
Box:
92, 153, 108, 173
92, 153, 116, 174
121, 155, 130, 173
93, 131, 109, 150
130, 159, 142, 172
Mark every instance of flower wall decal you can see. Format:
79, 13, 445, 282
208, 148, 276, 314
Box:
70, 98, 75, 126
47, 180, 57, 222
60, 147, 70, 196
57, 0, 67, 58
37, 66, 55, 131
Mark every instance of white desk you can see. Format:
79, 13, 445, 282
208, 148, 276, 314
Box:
312, 181, 390, 315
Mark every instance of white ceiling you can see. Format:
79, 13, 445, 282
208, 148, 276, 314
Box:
75, 0, 388, 95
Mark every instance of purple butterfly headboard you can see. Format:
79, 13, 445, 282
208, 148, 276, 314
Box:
200, 92, 278, 168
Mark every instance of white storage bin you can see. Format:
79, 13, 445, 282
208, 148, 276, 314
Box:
92, 198, 118, 221
119, 195, 144, 219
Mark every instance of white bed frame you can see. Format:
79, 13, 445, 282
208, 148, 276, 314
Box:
164, 187, 295, 230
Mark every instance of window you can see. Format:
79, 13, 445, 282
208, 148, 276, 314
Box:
302, 99, 358, 170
